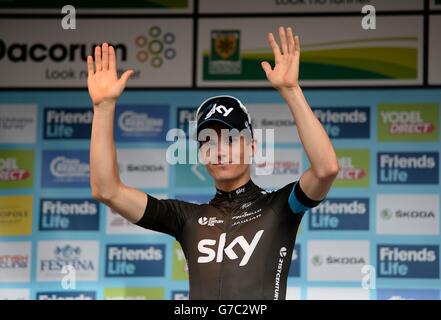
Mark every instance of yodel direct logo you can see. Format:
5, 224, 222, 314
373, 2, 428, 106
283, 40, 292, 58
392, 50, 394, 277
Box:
312, 107, 370, 139
377, 152, 439, 184
44, 108, 92, 140
39, 199, 99, 231
377, 245, 439, 279
309, 198, 369, 230
105, 244, 165, 277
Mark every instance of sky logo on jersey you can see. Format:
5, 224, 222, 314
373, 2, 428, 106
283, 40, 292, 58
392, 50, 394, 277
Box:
115, 105, 169, 142
176, 107, 197, 138
309, 198, 369, 231
0, 150, 34, 189
312, 107, 370, 139
39, 199, 99, 231
377, 289, 440, 300
377, 245, 439, 279
36, 291, 96, 300
378, 103, 439, 142
335, 149, 369, 187
288, 244, 300, 277
43, 108, 93, 140
41, 150, 89, 188
105, 244, 165, 277
377, 152, 439, 184
172, 291, 189, 300
173, 241, 188, 280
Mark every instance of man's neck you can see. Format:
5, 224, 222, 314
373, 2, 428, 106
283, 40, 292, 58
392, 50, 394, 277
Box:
215, 174, 251, 193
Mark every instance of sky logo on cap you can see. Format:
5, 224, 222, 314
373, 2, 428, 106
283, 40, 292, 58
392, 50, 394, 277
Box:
377, 152, 439, 184
105, 244, 165, 277
43, 108, 92, 140
312, 107, 370, 139
377, 245, 439, 279
309, 198, 369, 231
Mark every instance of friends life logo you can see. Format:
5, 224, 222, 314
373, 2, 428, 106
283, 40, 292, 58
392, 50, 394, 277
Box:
312, 107, 370, 139
377, 288, 440, 300
105, 244, 165, 277
41, 150, 89, 188
309, 198, 369, 231
288, 244, 300, 277
176, 107, 198, 139
377, 103, 439, 142
377, 152, 439, 184
36, 291, 96, 300
377, 245, 439, 279
115, 105, 169, 142
43, 108, 92, 140
39, 198, 99, 231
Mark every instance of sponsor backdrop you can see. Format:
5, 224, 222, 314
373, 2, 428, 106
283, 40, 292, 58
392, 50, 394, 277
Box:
0, 0, 440, 301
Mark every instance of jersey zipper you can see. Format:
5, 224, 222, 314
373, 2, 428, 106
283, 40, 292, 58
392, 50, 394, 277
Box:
218, 192, 233, 299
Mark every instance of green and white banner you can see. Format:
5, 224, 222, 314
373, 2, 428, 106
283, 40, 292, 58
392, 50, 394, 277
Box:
197, 16, 423, 87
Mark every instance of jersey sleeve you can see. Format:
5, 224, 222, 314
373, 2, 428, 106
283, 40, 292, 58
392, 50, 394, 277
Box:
267, 180, 324, 215
134, 194, 199, 239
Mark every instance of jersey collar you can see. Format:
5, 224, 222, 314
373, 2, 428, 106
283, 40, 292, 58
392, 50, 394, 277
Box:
214, 179, 258, 200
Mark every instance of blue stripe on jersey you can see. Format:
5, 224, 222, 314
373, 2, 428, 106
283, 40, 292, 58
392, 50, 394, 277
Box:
288, 181, 311, 214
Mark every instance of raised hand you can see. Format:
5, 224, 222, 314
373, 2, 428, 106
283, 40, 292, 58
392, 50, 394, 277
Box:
261, 26, 301, 90
87, 43, 134, 107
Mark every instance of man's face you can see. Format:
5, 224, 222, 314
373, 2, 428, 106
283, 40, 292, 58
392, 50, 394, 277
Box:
198, 123, 254, 183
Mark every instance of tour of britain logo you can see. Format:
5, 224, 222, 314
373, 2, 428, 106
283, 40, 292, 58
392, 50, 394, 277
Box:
377, 244, 439, 279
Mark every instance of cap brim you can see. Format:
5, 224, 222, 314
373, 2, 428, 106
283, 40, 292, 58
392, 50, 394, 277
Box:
192, 119, 233, 141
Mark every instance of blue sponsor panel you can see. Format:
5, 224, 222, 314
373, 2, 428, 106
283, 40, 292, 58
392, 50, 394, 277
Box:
39, 198, 100, 231
377, 288, 440, 300
41, 150, 90, 188
171, 290, 189, 300
377, 245, 439, 279
309, 198, 369, 231
288, 244, 300, 277
43, 108, 93, 140
36, 291, 96, 300
377, 152, 439, 184
114, 105, 169, 142
174, 194, 213, 205
176, 107, 197, 138
312, 107, 370, 139
105, 244, 165, 277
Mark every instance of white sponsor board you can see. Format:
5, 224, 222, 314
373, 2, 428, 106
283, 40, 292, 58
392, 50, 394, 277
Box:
377, 194, 440, 235
117, 149, 169, 189
251, 148, 302, 189
429, 15, 441, 84
0, 242, 31, 283
0, 19, 192, 87
307, 287, 370, 300
307, 240, 370, 281
0, 105, 37, 143
37, 240, 99, 281
199, 0, 423, 13
0, 289, 30, 300
247, 104, 300, 144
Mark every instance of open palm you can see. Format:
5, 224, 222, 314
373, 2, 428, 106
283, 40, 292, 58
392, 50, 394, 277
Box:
261, 26, 301, 90
87, 43, 133, 106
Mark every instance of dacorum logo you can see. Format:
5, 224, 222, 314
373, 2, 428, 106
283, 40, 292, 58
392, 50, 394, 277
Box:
135, 26, 177, 68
